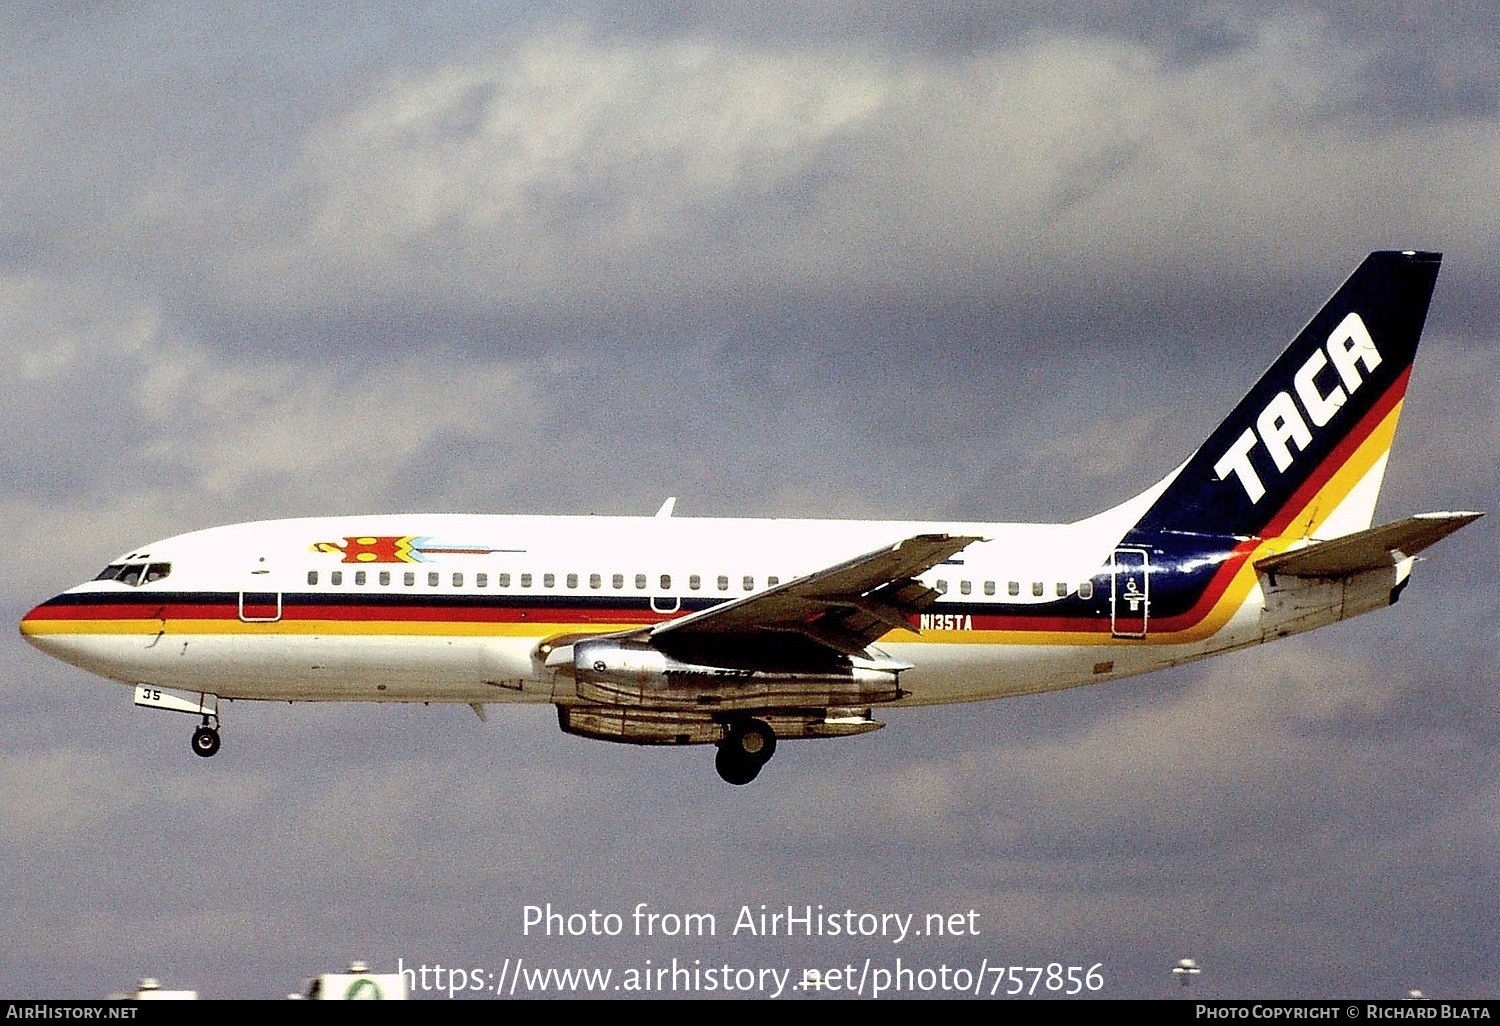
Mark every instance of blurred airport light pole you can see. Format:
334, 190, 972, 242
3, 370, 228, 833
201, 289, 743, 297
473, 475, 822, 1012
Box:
1173, 958, 1202, 990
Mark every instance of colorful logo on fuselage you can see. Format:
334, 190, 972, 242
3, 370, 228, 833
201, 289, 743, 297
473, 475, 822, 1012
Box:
311, 536, 521, 563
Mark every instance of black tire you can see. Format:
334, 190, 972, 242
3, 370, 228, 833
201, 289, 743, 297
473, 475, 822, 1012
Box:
729, 718, 777, 763
191, 726, 221, 758
715, 745, 760, 785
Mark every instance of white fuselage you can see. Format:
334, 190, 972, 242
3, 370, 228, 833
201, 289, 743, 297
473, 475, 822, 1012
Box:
21, 494, 1397, 713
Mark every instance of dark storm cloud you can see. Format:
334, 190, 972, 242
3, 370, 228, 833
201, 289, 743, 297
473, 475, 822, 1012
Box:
171, 26, 1490, 369
6, 4, 1495, 372
572, 1, 1499, 121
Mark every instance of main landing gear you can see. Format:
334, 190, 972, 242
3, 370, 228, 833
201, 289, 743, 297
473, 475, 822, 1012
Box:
715, 718, 777, 785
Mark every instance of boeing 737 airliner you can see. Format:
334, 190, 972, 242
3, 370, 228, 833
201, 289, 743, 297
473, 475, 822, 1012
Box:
20, 251, 1482, 783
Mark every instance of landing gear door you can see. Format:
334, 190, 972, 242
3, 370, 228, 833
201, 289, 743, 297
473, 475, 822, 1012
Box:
1111, 547, 1149, 638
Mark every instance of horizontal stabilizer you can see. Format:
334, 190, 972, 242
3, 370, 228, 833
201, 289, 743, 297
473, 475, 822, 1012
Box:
1256, 511, 1484, 578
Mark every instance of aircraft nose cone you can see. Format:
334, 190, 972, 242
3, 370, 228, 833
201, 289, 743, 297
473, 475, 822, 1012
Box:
20, 597, 77, 660
20, 593, 149, 684
21, 600, 51, 640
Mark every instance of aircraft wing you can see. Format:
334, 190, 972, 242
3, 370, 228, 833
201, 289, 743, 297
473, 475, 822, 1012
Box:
1255, 511, 1483, 578
645, 533, 983, 655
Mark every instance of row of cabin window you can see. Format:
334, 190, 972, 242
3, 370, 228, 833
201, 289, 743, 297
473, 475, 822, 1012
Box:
303, 569, 1095, 602
306, 570, 783, 591
935, 579, 1095, 600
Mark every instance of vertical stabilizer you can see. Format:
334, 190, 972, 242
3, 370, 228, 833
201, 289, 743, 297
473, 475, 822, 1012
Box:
1129, 251, 1441, 542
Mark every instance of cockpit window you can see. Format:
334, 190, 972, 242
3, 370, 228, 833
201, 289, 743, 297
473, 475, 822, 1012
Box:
100, 562, 172, 587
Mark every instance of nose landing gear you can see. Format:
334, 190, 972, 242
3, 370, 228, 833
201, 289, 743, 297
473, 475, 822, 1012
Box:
191, 720, 221, 758
133, 685, 222, 759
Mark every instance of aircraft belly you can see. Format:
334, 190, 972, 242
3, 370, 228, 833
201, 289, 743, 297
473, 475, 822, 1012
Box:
883, 630, 1264, 707
885, 642, 1111, 705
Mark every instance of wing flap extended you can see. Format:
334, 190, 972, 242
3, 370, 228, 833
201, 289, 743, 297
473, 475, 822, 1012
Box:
1255, 511, 1483, 578
647, 532, 983, 654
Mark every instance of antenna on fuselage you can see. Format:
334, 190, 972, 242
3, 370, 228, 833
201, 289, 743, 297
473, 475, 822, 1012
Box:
655, 497, 677, 518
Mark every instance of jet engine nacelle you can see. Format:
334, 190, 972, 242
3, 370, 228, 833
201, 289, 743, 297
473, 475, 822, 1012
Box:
566, 636, 906, 710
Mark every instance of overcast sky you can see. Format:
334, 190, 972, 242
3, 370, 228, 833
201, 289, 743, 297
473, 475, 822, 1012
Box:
3, 2, 1496, 1001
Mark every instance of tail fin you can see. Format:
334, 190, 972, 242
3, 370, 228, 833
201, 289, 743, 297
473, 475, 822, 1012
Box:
1130, 251, 1442, 542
